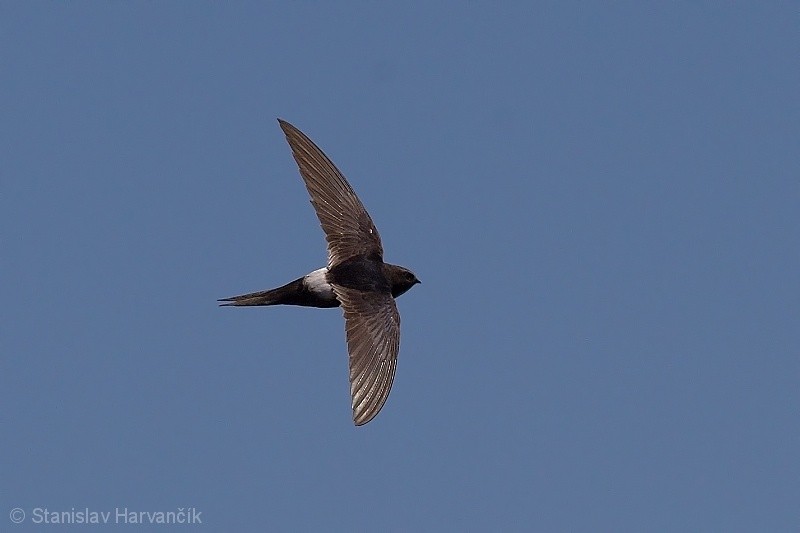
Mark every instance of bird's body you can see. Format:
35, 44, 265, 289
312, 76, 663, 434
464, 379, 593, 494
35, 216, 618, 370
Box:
220, 119, 419, 426
219, 261, 418, 309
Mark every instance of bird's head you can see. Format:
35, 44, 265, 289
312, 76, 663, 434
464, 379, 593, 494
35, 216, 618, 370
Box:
387, 264, 420, 298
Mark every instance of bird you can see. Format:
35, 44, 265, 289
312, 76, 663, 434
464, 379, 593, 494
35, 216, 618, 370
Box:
219, 119, 420, 426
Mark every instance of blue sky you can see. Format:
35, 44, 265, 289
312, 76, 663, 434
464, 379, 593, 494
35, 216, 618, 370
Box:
2, 3, 797, 531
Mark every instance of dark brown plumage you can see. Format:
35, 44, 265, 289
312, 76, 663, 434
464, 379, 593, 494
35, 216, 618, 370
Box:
220, 119, 419, 426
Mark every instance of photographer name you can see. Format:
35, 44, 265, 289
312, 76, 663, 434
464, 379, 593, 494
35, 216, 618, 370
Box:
30, 507, 202, 525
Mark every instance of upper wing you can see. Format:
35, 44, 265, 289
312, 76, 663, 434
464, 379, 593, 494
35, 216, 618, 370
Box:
331, 284, 400, 426
278, 119, 383, 267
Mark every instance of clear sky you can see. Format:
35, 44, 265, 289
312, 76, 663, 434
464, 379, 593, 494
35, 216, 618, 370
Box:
2, 3, 797, 532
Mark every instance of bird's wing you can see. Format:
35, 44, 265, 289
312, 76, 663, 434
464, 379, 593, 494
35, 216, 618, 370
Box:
331, 284, 400, 426
279, 119, 383, 267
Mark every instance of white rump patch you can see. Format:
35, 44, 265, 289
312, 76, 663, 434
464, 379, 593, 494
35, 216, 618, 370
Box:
304, 267, 335, 299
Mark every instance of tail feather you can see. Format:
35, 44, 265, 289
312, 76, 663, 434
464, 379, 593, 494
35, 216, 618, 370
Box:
219, 276, 339, 308
218, 288, 281, 307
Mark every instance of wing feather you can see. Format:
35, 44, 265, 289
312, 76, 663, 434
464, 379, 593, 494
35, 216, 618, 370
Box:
332, 285, 400, 426
278, 119, 383, 267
